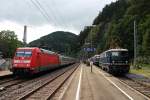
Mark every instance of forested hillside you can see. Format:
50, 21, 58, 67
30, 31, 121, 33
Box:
78, 0, 150, 61
28, 31, 78, 56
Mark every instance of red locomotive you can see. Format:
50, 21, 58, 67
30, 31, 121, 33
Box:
12, 47, 75, 75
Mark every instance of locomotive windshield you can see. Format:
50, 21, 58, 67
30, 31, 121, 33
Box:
111, 51, 128, 57
16, 51, 32, 57
110, 51, 128, 60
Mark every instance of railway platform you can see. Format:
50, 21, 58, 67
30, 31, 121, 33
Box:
60, 64, 149, 100
0, 70, 12, 77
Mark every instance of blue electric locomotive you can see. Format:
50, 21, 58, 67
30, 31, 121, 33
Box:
99, 49, 130, 75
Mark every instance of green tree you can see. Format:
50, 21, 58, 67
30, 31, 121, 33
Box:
142, 29, 150, 55
0, 30, 22, 58
78, 0, 150, 59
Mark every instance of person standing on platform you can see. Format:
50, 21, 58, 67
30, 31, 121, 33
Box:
90, 60, 93, 72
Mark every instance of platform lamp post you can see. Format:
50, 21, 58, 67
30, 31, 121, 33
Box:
134, 20, 137, 67
124, 15, 138, 68
83, 40, 90, 60
91, 25, 97, 55
132, 15, 138, 68
90, 25, 97, 72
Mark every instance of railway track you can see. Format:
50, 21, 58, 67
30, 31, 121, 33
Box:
0, 78, 26, 91
96, 65, 150, 98
0, 63, 79, 100
118, 75, 150, 98
0, 77, 16, 85
0, 74, 13, 80
19, 64, 79, 100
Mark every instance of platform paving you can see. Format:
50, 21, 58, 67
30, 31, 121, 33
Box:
0, 70, 12, 77
61, 64, 149, 100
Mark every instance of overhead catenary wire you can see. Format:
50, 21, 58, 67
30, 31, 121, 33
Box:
26, 0, 75, 32
49, 0, 68, 29
44, 0, 67, 29
35, 0, 75, 31
51, 0, 76, 31
29, 0, 57, 26
33, 0, 60, 26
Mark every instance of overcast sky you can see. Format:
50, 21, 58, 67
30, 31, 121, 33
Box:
0, 0, 116, 43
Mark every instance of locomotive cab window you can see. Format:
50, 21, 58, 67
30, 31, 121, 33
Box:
111, 52, 119, 57
24, 51, 32, 57
16, 51, 32, 57
111, 51, 128, 57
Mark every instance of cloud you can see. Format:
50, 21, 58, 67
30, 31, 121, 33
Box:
0, 21, 24, 40
0, 20, 79, 43
0, 0, 116, 42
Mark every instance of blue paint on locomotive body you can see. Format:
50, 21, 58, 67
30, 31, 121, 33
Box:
99, 49, 130, 75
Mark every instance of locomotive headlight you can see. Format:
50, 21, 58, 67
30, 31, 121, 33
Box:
23, 60, 31, 63
14, 64, 17, 66
14, 60, 20, 63
112, 61, 115, 64
26, 64, 30, 67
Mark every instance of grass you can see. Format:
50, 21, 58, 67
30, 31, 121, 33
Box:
130, 64, 150, 78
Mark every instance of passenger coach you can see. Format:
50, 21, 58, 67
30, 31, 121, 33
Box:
99, 49, 130, 75
91, 55, 100, 66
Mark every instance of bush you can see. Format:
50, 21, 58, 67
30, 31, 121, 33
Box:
136, 56, 150, 65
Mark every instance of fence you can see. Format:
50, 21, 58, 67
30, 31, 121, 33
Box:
0, 58, 12, 70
